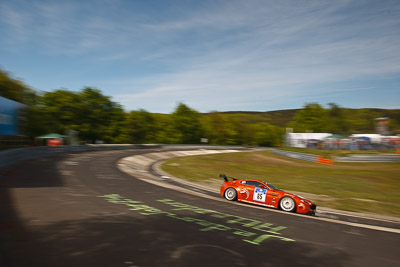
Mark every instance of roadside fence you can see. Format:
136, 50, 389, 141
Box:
334, 154, 400, 162
272, 149, 319, 163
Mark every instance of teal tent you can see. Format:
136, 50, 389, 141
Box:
36, 133, 67, 139
326, 134, 344, 139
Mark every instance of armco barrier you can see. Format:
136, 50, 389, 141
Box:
273, 149, 400, 163
0, 144, 160, 169
272, 149, 318, 163
334, 154, 400, 162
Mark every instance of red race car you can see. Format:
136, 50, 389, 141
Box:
219, 174, 316, 215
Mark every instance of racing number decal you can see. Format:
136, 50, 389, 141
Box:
253, 188, 267, 202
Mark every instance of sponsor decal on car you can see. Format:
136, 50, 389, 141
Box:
239, 187, 250, 199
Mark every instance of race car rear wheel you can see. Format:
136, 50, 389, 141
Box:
224, 188, 237, 201
279, 197, 296, 212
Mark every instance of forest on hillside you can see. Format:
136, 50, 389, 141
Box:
1, 68, 399, 147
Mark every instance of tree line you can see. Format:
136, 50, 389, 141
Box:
1, 69, 399, 146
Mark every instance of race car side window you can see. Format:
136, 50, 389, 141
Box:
246, 181, 264, 188
240, 181, 246, 184
246, 181, 266, 188
254, 182, 265, 188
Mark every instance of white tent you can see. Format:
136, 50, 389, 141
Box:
350, 134, 382, 143
285, 133, 332, 148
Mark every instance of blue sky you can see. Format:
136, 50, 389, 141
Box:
1, 0, 399, 113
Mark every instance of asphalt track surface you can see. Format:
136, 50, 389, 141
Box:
1, 147, 399, 267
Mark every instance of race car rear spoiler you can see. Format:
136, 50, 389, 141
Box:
220, 174, 238, 182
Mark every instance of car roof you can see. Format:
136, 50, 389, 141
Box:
241, 178, 263, 182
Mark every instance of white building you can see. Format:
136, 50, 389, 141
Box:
285, 133, 332, 148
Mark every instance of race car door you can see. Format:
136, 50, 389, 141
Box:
244, 181, 273, 206
237, 181, 253, 201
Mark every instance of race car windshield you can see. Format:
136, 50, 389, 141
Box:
266, 183, 279, 190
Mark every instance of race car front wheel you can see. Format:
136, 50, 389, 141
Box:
224, 188, 237, 201
279, 197, 296, 212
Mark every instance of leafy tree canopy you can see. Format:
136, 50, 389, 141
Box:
0, 69, 38, 105
289, 103, 327, 132
171, 103, 203, 144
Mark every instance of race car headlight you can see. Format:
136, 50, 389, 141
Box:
300, 199, 311, 205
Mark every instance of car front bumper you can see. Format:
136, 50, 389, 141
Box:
307, 204, 317, 216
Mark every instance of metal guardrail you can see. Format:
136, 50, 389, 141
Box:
0, 144, 161, 169
272, 149, 318, 163
334, 154, 400, 162
4, 145, 397, 169
273, 149, 400, 163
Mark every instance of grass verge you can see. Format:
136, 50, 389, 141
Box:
161, 150, 400, 217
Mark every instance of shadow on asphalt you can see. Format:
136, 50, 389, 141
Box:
1, 213, 351, 267
0, 156, 65, 188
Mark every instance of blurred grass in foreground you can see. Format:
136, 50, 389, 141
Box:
161, 150, 400, 217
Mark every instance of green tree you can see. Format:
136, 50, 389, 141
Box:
348, 109, 380, 133
37, 87, 125, 143
125, 109, 157, 143
77, 87, 125, 143
153, 114, 178, 144
0, 69, 37, 105
40, 89, 81, 133
253, 123, 283, 147
289, 103, 327, 132
201, 112, 241, 145
239, 123, 258, 145
171, 103, 203, 144
326, 103, 350, 134
22, 105, 51, 139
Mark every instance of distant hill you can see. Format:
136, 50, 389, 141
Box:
216, 109, 299, 127
204, 108, 400, 134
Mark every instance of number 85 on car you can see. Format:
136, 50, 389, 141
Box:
219, 174, 316, 215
